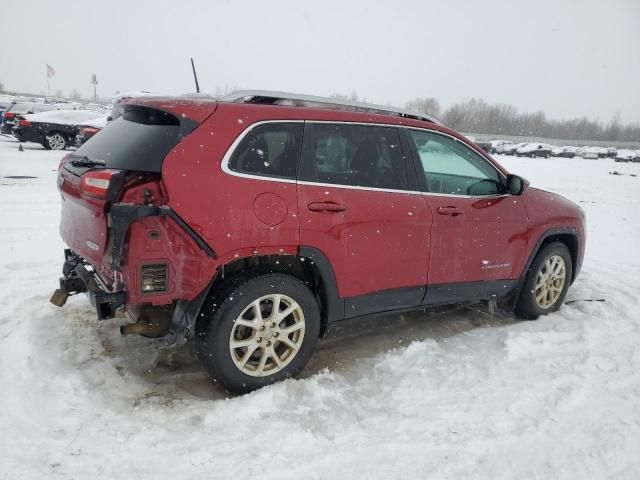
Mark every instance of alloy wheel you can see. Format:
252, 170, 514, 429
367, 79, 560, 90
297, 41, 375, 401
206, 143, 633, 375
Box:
229, 293, 305, 377
47, 133, 66, 150
534, 254, 566, 309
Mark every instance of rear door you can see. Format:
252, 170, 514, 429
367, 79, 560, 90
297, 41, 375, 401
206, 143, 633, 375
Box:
297, 123, 432, 316
406, 129, 529, 289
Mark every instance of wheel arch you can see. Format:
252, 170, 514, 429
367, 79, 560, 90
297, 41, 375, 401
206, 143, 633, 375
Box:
538, 233, 579, 283
522, 227, 580, 285
200, 247, 343, 338
505, 227, 580, 310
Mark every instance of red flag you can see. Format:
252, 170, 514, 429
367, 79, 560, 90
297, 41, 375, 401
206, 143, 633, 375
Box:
47, 64, 56, 78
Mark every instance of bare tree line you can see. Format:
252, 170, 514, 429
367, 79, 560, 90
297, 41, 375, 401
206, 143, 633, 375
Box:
405, 97, 639, 142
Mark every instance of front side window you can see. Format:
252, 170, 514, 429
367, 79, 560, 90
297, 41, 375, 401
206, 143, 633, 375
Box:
410, 130, 504, 196
299, 123, 407, 190
228, 123, 303, 179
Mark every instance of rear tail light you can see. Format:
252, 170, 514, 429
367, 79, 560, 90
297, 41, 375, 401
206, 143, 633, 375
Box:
80, 169, 122, 198
141, 263, 168, 293
3, 112, 15, 120
81, 127, 101, 135
18, 120, 31, 127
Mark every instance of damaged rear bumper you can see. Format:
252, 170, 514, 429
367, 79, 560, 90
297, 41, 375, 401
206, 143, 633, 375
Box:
50, 249, 125, 320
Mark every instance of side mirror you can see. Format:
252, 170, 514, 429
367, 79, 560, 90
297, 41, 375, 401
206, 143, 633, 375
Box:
506, 174, 528, 195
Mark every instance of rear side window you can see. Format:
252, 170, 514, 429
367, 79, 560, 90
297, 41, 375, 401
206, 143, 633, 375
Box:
74, 105, 194, 172
299, 123, 407, 190
228, 123, 303, 180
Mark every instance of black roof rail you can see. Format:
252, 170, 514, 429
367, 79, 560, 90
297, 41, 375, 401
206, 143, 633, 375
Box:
221, 90, 443, 125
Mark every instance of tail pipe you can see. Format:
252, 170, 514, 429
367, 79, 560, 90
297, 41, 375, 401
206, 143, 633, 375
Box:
120, 308, 172, 338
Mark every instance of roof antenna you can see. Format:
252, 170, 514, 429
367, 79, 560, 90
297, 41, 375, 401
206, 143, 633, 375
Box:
190, 57, 200, 93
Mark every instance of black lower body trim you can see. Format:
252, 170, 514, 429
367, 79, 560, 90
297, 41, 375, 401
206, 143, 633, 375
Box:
345, 286, 425, 319
424, 279, 517, 306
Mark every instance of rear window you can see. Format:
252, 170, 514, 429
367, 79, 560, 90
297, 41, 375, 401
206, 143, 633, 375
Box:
74, 105, 196, 172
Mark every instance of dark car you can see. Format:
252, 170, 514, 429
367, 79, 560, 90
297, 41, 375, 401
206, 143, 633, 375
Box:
502, 142, 527, 155
13, 110, 104, 150
551, 146, 577, 158
1, 102, 60, 135
50, 90, 586, 394
515, 143, 554, 158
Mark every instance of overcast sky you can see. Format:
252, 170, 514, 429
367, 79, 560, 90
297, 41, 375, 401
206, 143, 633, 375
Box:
1, 0, 639, 123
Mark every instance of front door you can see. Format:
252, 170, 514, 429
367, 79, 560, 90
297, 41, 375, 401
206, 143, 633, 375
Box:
406, 129, 529, 287
297, 123, 432, 315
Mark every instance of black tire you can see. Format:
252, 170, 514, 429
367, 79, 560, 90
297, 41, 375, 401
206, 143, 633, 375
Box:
196, 272, 321, 394
515, 242, 573, 320
530, 152, 536, 158
47, 132, 67, 150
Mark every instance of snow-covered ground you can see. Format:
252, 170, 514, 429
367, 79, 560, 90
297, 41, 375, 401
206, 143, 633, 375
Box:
1, 135, 639, 479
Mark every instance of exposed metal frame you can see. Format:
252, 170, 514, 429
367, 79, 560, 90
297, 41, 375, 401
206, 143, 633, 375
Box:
221, 90, 444, 126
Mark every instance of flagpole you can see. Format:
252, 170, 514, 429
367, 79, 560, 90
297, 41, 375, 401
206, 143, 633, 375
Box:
46, 65, 50, 96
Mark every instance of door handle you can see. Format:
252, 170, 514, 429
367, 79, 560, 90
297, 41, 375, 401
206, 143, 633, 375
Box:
436, 205, 464, 217
308, 201, 347, 213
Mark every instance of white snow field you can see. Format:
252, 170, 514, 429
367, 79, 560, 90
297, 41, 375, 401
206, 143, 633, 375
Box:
1, 134, 639, 479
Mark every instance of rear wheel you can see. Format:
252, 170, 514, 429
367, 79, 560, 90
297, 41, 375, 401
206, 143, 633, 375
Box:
515, 242, 573, 319
196, 273, 321, 394
46, 132, 67, 150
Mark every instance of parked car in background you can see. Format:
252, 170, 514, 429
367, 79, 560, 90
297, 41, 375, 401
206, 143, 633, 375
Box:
0, 100, 12, 127
575, 146, 589, 157
583, 147, 600, 160
516, 143, 553, 158
551, 146, 578, 158
594, 147, 608, 158
606, 147, 617, 158
476, 140, 492, 153
50, 90, 586, 393
1, 102, 61, 134
561, 146, 578, 158
551, 146, 565, 157
615, 149, 637, 162
491, 140, 514, 154
502, 142, 528, 155
75, 115, 109, 146
13, 110, 105, 150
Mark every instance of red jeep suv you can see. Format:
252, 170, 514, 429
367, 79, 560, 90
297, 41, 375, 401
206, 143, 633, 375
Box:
51, 91, 586, 393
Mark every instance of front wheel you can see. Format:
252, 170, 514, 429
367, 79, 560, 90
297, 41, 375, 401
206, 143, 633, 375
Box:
196, 273, 321, 394
515, 242, 573, 320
